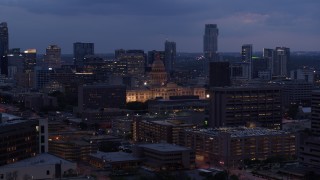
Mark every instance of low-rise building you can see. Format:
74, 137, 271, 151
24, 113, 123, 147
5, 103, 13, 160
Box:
133, 143, 195, 170
88, 151, 141, 171
0, 153, 77, 180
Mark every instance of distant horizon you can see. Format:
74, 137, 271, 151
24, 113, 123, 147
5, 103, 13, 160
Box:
1, 0, 319, 54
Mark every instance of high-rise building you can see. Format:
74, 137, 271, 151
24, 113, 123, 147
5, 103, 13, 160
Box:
44, 45, 61, 69
209, 62, 230, 87
311, 91, 320, 136
274, 47, 290, 77
241, 44, 252, 63
7, 48, 24, 79
241, 44, 252, 79
209, 86, 282, 129
298, 90, 320, 169
251, 57, 269, 79
0, 22, 9, 75
73, 42, 94, 67
23, 49, 37, 73
115, 49, 125, 59
203, 24, 218, 61
263, 48, 274, 73
164, 40, 176, 74
118, 50, 145, 77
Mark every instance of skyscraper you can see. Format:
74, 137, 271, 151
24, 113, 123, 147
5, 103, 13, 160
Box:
274, 47, 290, 77
0, 22, 9, 75
44, 45, 61, 69
263, 48, 274, 73
241, 44, 252, 79
164, 40, 176, 75
73, 42, 94, 67
203, 24, 218, 61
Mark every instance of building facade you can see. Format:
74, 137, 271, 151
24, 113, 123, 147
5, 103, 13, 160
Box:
203, 24, 218, 61
133, 143, 196, 170
73, 42, 94, 67
78, 84, 126, 112
133, 119, 196, 144
44, 45, 61, 69
164, 40, 176, 74
0, 22, 9, 75
181, 127, 296, 167
0, 118, 48, 166
209, 86, 282, 129
126, 82, 206, 102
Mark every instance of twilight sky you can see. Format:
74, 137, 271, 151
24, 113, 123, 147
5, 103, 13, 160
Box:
1, 0, 319, 54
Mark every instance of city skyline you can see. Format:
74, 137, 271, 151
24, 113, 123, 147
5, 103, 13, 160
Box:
0, 0, 319, 53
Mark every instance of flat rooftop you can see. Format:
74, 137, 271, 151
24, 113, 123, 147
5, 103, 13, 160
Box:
0, 153, 75, 169
138, 143, 192, 152
186, 127, 292, 138
90, 151, 140, 162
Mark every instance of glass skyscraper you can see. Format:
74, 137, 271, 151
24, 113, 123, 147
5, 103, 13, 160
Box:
0, 22, 9, 75
164, 40, 176, 75
203, 24, 218, 61
73, 42, 94, 67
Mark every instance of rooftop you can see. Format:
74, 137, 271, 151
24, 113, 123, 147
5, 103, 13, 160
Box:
186, 127, 292, 138
90, 151, 140, 162
0, 153, 74, 169
138, 143, 192, 152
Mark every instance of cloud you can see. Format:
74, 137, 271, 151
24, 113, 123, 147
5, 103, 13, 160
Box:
0, 0, 319, 52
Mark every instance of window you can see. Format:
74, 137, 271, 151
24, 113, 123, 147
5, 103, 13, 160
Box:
41, 135, 45, 143
47, 170, 50, 175
41, 126, 45, 133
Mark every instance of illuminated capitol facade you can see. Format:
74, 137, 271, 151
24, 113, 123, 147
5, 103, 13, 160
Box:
127, 56, 206, 102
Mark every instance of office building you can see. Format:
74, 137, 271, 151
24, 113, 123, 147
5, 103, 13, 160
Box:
73, 42, 94, 67
203, 24, 218, 61
274, 47, 290, 77
78, 84, 126, 112
281, 80, 314, 107
209, 62, 230, 87
115, 49, 126, 59
263, 48, 274, 73
133, 143, 196, 170
181, 127, 296, 167
164, 40, 176, 74
241, 44, 252, 63
241, 44, 252, 79
230, 62, 251, 82
44, 45, 61, 69
0, 118, 48, 166
311, 90, 320, 135
118, 50, 145, 77
290, 68, 314, 83
0, 22, 9, 75
209, 86, 282, 129
88, 151, 141, 173
133, 118, 196, 144
23, 49, 37, 73
251, 57, 269, 79
297, 91, 320, 169
7, 48, 24, 79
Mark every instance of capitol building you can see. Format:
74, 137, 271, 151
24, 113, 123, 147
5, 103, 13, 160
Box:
126, 56, 206, 102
